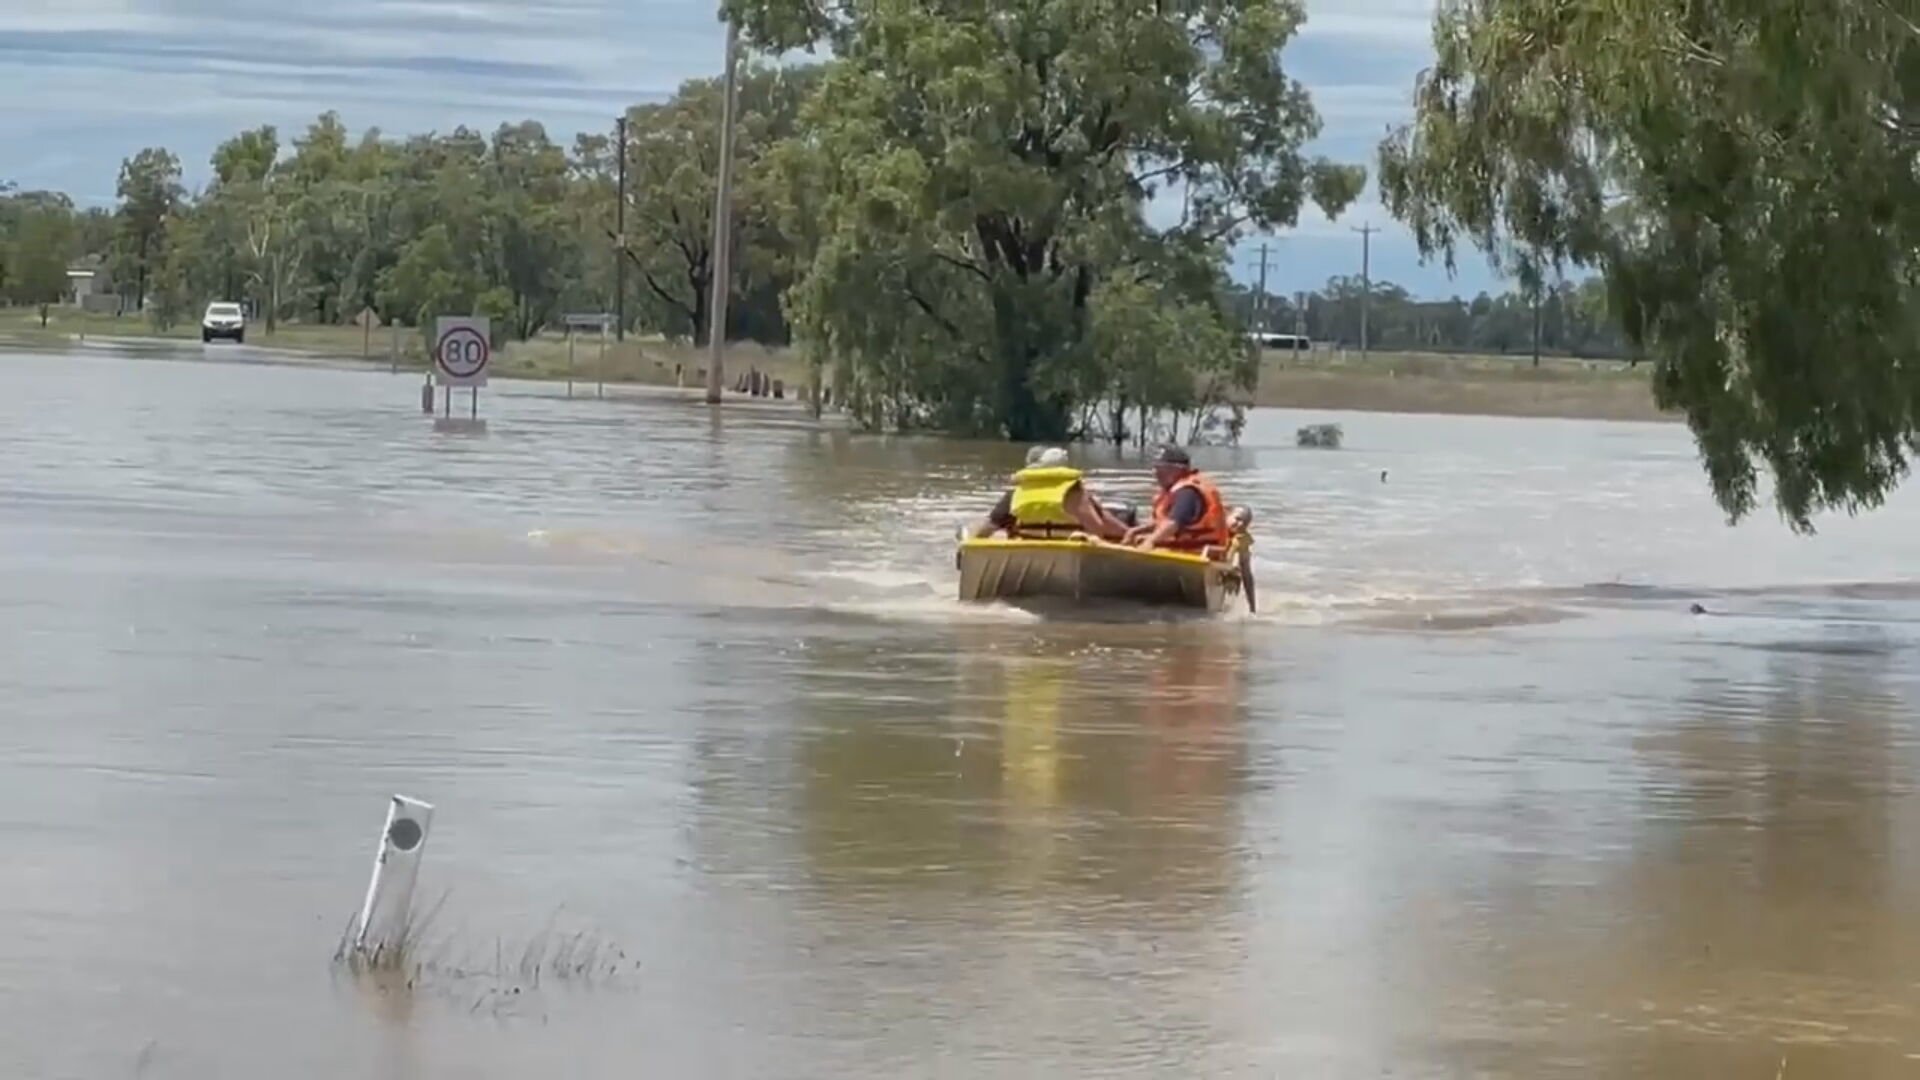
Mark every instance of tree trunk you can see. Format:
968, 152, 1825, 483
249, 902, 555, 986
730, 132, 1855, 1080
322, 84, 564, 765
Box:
1531, 294, 1542, 367
991, 290, 1070, 442
686, 266, 711, 348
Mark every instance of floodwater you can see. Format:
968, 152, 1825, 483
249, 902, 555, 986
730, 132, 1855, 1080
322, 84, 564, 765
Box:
4, 344, 1920, 1078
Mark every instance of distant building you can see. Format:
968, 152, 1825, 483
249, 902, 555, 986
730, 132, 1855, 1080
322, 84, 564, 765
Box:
64, 259, 119, 313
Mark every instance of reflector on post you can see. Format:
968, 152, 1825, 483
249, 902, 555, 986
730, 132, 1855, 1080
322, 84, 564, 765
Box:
353, 795, 435, 952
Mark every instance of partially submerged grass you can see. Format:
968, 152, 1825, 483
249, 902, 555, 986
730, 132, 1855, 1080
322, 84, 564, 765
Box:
333, 891, 637, 1010
2, 303, 1665, 421
1253, 347, 1667, 421
0, 305, 810, 393
332, 887, 451, 978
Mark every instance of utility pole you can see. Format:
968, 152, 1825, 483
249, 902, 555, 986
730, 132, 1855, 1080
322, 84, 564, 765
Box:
1353, 223, 1378, 356
1295, 290, 1307, 344
614, 113, 627, 343
1253, 242, 1275, 334
704, 18, 741, 406
1531, 287, 1543, 368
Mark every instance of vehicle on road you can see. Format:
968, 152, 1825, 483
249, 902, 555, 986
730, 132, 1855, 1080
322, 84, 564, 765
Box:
201, 301, 245, 344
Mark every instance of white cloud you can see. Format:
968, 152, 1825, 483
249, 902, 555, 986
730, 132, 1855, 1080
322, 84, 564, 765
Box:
1309, 83, 1417, 128
0, 0, 173, 32
1300, 0, 1436, 45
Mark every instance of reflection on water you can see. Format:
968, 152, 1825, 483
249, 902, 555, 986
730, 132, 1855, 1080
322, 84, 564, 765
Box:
791, 629, 1249, 914
1374, 636, 1920, 1079
5, 351, 1920, 1076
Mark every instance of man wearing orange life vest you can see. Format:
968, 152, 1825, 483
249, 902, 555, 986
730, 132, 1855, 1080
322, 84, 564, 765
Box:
1127, 445, 1232, 551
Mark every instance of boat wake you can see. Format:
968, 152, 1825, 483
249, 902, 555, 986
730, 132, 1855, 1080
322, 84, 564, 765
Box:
509, 524, 1920, 637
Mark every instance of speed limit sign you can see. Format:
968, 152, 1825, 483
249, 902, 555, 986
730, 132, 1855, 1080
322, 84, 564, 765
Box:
433, 316, 491, 387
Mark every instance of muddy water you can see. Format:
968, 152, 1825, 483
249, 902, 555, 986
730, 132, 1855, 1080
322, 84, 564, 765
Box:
4, 347, 1920, 1078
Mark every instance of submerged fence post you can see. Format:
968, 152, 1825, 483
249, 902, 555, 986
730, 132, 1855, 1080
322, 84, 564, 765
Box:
353, 795, 435, 952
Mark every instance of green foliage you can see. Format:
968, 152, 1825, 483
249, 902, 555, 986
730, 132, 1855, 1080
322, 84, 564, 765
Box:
731, 0, 1366, 440
613, 64, 817, 346
1377, 0, 1920, 531
14, 3, 1397, 448
212, 126, 278, 185
10, 202, 77, 323
113, 148, 184, 311
379, 224, 473, 331
1087, 267, 1254, 445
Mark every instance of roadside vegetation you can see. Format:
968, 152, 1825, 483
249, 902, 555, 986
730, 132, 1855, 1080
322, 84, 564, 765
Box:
4, 1, 1905, 523
1378, 0, 1917, 530
0, 0, 1644, 443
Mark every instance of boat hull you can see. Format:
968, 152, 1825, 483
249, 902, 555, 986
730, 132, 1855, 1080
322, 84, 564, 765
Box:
956, 537, 1230, 613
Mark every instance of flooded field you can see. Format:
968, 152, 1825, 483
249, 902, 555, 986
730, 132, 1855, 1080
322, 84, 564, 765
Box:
3, 347, 1919, 1078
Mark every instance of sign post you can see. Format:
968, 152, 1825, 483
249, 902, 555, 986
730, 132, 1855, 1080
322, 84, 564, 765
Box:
562, 313, 613, 401
433, 316, 490, 432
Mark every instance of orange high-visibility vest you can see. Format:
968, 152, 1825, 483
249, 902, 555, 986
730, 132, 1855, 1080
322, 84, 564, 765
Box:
1149, 472, 1229, 550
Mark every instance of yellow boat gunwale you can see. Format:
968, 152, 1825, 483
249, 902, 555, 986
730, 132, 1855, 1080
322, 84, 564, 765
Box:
955, 535, 1226, 568
953, 533, 1243, 612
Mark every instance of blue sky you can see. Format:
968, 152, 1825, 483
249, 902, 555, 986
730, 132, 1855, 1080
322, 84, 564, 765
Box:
0, 0, 1508, 299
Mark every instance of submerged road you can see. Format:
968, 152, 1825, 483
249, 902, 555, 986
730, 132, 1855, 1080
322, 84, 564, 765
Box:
2, 348, 1919, 1077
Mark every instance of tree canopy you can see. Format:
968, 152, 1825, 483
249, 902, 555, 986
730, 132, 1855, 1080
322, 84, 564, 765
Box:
7, 0, 1691, 447
1378, 0, 1920, 531
727, 0, 1367, 440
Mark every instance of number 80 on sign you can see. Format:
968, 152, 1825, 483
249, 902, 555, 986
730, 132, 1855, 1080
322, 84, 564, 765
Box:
433, 317, 491, 387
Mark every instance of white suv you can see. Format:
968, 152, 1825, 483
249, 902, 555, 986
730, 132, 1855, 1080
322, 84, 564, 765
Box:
201, 301, 245, 344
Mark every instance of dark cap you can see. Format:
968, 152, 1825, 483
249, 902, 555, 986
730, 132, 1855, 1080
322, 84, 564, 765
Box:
1153, 445, 1192, 467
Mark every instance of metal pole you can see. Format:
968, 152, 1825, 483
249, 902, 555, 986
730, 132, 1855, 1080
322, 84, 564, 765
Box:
1532, 288, 1543, 368
1353, 223, 1378, 357
1254, 242, 1270, 334
615, 114, 628, 344
470, 387, 478, 420
704, 19, 741, 406
567, 330, 575, 398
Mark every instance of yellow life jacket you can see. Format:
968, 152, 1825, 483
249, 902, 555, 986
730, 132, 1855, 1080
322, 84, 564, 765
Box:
1007, 465, 1083, 535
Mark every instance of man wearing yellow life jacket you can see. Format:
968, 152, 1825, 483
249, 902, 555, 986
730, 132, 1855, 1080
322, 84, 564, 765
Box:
1128, 445, 1232, 551
974, 446, 1130, 541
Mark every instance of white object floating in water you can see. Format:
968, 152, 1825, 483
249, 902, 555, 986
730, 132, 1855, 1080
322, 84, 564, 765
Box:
353, 795, 435, 952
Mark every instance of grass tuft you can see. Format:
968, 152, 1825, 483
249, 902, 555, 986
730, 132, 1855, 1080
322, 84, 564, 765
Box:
332, 894, 637, 1010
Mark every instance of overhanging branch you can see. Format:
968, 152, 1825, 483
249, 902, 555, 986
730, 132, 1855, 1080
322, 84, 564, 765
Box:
903, 275, 964, 339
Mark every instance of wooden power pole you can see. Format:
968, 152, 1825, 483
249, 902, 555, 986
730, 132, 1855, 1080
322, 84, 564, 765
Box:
614, 113, 627, 343
704, 19, 741, 405
1253, 242, 1276, 333
1353, 223, 1378, 356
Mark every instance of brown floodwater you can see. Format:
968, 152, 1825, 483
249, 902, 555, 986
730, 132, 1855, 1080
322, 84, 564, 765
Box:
4, 344, 1920, 1077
